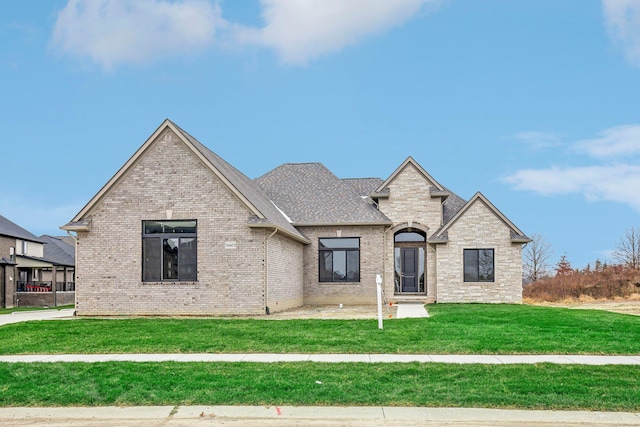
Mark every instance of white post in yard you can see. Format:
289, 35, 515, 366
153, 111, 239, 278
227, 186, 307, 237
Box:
376, 274, 383, 330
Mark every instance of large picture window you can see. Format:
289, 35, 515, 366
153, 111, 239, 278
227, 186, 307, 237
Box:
142, 220, 197, 282
464, 249, 494, 282
319, 238, 360, 282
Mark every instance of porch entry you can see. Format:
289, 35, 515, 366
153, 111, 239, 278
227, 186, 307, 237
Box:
394, 230, 426, 294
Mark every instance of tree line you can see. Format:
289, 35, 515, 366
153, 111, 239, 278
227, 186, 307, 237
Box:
524, 226, 640, 284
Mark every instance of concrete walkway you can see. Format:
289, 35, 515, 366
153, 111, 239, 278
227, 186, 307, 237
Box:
1, 353, 639, 364
396, 302, 430, 318
0, 405, 638, 426
0, 309, 74, 326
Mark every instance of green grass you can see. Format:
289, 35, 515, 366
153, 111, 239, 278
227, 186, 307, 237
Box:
0, 362, 637, 411
0, 305, 74, 315
0, 304, 638, 355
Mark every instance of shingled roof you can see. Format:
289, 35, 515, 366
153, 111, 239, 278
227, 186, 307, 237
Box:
40, 235, 75, 266
256, 163, 392, 226
341, 178, 384, 197
63, 120, 308, 244
170, 122, 308, 242
442, 190, 468, 225
0, 215, 43, 243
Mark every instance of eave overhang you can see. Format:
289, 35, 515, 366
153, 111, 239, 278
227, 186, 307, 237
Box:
60, 219, 91, 232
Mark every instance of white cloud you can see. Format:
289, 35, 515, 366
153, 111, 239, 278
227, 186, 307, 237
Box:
51, 0, 222, 70
504, 164, 640, 210
235, 0, 441, 65
504, 123, 640, 211
602, 0, 640, 67
574, 124, 640, 158
51, 0, 443, 68
514, 131, 563, 150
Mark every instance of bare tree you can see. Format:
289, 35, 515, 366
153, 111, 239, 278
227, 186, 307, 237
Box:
613, 226, 640, 269
523, 234, 553, 283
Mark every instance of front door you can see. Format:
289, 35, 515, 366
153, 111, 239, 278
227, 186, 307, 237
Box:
400, 247, 419, 293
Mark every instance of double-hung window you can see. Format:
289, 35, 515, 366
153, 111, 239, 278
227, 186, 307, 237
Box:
463, 248, 494, 282
319, 238, 360, 282
142, 220, 197, 282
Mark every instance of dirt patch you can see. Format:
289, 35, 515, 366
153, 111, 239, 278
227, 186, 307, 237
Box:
259, 304, 398, 320
527, 300, 640, 316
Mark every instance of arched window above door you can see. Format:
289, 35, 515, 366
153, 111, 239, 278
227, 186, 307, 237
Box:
394, 230, 426, 243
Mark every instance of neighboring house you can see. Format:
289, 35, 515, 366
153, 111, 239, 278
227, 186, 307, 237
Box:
62, 120, 530, 316
0, 215, 75, 308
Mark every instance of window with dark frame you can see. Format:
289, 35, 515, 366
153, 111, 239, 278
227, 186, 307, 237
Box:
142, 220, 197, 282
319, 238, 360, 282
463, 249, 494, 282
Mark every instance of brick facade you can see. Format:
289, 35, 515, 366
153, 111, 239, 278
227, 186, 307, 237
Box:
266, 233, 304, 312
70, 123, 526, 315
0, 236, 16, 308
75, 129, 303, 316
298, 225, 386, 305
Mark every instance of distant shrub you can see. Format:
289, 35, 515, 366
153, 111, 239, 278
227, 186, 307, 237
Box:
523, 265, 640, 302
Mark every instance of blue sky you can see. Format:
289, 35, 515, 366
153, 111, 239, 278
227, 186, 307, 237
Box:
1, 0, 640, 269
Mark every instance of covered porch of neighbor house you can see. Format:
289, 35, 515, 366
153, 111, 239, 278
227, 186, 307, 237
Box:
15, 255, 75, 307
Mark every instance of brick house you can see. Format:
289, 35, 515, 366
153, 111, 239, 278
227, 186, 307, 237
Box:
62, 120, 530, 316
0, 215, 75, 308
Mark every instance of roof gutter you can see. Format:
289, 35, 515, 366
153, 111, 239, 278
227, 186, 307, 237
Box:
511, 236, 533, 244
248, 223, 310, 244
292, 221, 392, 227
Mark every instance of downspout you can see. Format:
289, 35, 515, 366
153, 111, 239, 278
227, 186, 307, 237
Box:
65, 231, 78, 316
383, 225, 393, 302
0, 264, 5, 309
264, 228, 278, 315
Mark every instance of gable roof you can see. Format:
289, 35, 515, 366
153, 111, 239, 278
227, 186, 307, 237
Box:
0, 215, 44, 243
375, 156, 449, 196
40, 235, 75, 267
430, 192, 530, 244
62, 120, 308, 244
256, 163, 391, 226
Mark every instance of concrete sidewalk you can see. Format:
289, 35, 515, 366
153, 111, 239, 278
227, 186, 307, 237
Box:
0, 405, 638, 426
0, 352, 639, 364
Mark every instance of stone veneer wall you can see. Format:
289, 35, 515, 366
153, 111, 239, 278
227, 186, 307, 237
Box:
75, 129, 271, 316
380, 223, 436, 302
377, 163, 445, 302
298, 225, 386, 305
265, 232, 304, 313
377, 163, 444, 233
435, 200, 523, 303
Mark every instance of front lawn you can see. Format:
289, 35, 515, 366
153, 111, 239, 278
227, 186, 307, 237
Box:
0, 304, 638, 355
0, 362, 638, 411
